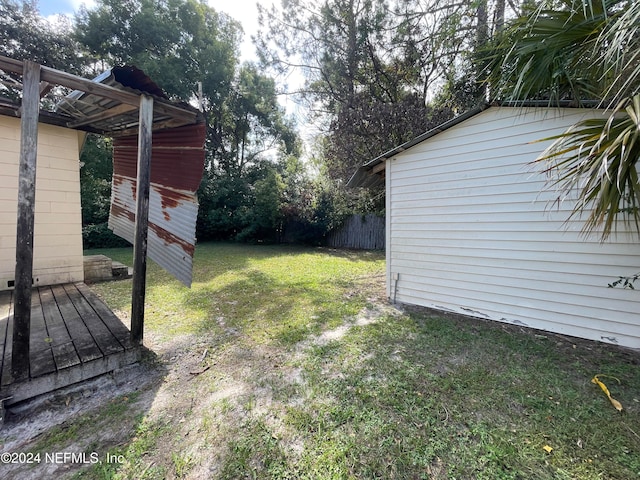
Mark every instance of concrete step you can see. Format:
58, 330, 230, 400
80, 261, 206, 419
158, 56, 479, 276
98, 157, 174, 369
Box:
83, 256, 132, 283
112, 261, 132, 279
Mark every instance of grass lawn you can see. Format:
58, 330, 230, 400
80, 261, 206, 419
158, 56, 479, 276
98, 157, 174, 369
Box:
3, 242, 639, 479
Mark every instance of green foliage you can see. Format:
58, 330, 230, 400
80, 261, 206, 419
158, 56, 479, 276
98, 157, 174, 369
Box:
485, 0, 615, 104
78, 135, 131, 249
237, 167, 285, 243
80, 135, 113, 226
485, 0, 640, 238
0, 0, 85, 103
256, 0, 510, 188
75, 0, 241, 103
0, 0, 83, 71
82, 223, 131, 250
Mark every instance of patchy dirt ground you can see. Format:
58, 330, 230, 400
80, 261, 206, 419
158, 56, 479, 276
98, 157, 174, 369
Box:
0, 279, 396, 479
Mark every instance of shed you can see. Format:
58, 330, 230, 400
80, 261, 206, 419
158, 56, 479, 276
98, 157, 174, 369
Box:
349, 105, 640, 349
1, 115, 86, 290
0, 56, 205, 406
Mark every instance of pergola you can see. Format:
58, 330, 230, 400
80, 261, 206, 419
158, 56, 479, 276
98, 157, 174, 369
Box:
0, 55, 205, 385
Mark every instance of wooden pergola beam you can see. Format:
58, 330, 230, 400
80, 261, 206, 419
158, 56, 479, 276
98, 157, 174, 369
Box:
1, 55, 200, 356
67, 103, 137, 128
0, 56, 198, 125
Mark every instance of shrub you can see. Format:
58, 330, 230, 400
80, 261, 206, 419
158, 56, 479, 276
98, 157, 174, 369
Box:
82, 223, 131, 249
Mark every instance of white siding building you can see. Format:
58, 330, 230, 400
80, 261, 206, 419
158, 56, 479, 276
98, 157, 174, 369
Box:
350, 105, 640, 349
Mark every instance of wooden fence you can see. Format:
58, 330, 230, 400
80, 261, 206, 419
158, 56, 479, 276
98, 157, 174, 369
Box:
325, 214, 385, 250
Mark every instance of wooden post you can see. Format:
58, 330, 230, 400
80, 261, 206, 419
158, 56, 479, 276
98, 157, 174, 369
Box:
12, 61, 41, 381
130, 94, 153, 345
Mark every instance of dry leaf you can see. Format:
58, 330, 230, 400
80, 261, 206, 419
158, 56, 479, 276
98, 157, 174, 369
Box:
591, 375, 623, 411
543, 445, 553, 453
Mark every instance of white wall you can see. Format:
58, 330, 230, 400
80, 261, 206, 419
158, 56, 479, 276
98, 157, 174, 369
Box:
0, 115, 85, 291
387, 106, 640, 348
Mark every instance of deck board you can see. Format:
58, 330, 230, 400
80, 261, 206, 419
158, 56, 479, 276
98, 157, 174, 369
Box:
63, 284, 125, 356
74, 283, 134, 349
51, 285, 104, 363
0, 291, 11, 388
28, 291, 56, 378
38, 287, 82, 370
0, 283, 140, 405
30, 347, 56, 378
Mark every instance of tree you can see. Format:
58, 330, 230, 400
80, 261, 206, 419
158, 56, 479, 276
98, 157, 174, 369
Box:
0, 0, 85, 103
75, 0, 241, 106
256, 0, 522, 189
486, 0, 640, 238
258, 0, 437, 187
75, 0, 303, 244
0, 0, 83, 70
218, 63, 300, 177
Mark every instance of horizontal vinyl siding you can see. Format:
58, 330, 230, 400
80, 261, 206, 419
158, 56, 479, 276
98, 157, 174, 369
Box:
388, 107, 640, 348
0, 117, 84, 290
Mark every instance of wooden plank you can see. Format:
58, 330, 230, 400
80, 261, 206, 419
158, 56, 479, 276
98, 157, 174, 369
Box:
0, 291, 12, 388
30, 347, 56, 378
1, 301, 14, 387
12, 60, 40, 381
38, 287, 81, 370
29, 289, 50, 352
63, 284, 124, 355
4, 347, 140, 405
131, 94, 154, 345
72, 283, 133, 350
29, 289, 56, 377
51, 285, 103, 363
67, 103, 137, 128
51, 341, 81, 370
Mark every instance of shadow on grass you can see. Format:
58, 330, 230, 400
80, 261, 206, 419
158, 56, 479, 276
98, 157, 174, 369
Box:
2, 347, 170, 479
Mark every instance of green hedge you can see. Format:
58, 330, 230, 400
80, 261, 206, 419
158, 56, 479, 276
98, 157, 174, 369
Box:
82, 223, 131, 249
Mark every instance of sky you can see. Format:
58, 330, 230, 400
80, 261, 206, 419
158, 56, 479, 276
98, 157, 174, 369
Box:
36, 0, 270, 62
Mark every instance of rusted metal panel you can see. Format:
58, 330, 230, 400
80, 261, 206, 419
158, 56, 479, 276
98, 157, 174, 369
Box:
109, 123, 206, 287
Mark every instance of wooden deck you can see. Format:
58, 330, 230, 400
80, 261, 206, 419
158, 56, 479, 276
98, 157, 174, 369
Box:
0, 283, 140, 406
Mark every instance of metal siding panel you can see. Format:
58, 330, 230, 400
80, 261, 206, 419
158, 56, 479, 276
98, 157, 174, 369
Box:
109, 124, 205, 287
388, 107, 640, 349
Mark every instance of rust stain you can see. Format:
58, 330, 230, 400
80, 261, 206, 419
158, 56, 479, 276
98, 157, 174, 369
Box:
154, 185, 192, 210
112, 149, 204, 191
149, 222, 195, 256
110, 202, 135, 222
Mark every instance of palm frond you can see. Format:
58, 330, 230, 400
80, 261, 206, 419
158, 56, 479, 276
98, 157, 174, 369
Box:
484, 0, 624, 104
536, 94, 640, 239
600, 0, 640, 102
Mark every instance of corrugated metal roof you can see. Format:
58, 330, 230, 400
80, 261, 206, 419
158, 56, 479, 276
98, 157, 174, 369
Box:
55, 65, 198, 136
109, 123, 206, 287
